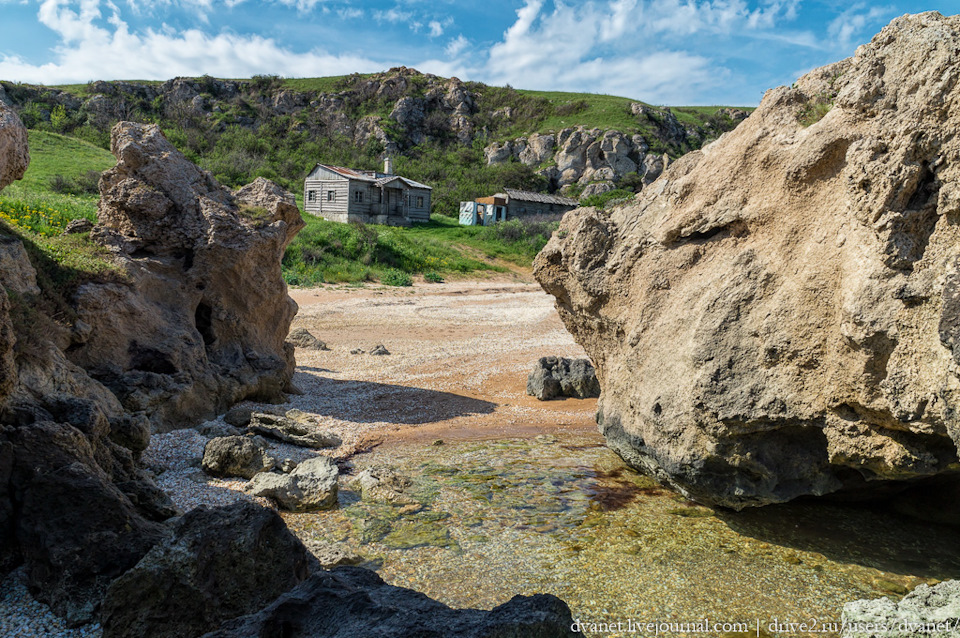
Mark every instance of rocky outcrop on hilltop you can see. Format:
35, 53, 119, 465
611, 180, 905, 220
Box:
485, 108, 747, 194
535, 12, 960, 509
67, 122, 303, 431
0, 104, 28, 190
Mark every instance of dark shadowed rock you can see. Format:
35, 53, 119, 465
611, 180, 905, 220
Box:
246, 455, 339, 511
249, 412, 341, 449
526, 357, 600, 400
8, 422, 167, 626
223, 404, 256, 427
63, 218, 94, 234
370, 344, 390, 356
100, 501, 311, 638
202, 435, 276, 479
202, 566, 576, 638
67, 122, 304, 432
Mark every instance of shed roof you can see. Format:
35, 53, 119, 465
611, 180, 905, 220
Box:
498, 188, 578, 206
311, 164, 432, 191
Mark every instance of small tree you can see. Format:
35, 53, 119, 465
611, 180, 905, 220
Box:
50, 104, 68, 132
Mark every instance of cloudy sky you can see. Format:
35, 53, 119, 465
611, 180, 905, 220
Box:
0, 0, 955, 105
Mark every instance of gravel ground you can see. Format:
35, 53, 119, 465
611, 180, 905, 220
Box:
1, 279, 596, 636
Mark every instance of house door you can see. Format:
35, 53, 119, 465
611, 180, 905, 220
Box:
389, 190, 403, 216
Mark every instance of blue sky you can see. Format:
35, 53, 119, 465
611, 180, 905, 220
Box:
0, 1, 956, 105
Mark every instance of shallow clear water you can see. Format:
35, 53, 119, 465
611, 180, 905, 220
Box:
285, 434, 960, 637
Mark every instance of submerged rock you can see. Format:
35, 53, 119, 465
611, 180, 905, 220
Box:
201, 435, 276, 479
841, 580, 960, 638
527, 356, 600, 400
202, 565, 576, 638
100, 501, 311, 638
246, 455, 339, 511
534, 13, 960, 509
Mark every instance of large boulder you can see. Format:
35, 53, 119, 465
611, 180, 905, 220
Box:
203, 565, 576, 638
6, 421, 168, 626
68, 122, 303, 431
246, 455, 339, 511
248, 411, 341, 449
534, 13, 960, 509
0, 103, 28, 191
100, 501, 312, 638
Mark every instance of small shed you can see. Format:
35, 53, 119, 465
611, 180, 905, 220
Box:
495, 189, 578, 219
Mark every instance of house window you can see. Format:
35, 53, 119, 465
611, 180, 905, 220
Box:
416, 196, 424, 208
354, 190, 363, 203
327, 190, 336, 201
307, 190, 317, 203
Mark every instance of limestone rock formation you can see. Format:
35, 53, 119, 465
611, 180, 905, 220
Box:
841, 580, 960, 638
201, 435, 276, 479
246, 455, 339, 511
534, 12, 960, 509
70, 122, 302, 431
100, 502, 312, 638
0, 104, 28, 190
202, 566, 576, 638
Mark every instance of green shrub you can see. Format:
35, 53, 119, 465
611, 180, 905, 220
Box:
424, 271, 444, 283
381, 268, 413, 287
580, 188, 634, 209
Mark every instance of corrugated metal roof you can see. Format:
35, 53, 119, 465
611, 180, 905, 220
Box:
313, 164, 432, 190
500, 188, 578, 206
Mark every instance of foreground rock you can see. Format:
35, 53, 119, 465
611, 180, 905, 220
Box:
203, 566, 576, 638
246, 455, 339, 511
100, 502, 311, 638
527, 356, 600, 400
841, 580, 960, 638
0, 104, 28, 190
69, 122, 304, 431
534, 13, 960, 509
249, 411, 342, 448
201, 435, 275, 479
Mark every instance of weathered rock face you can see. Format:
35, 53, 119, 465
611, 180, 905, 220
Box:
100, 502, 311, 638
201, 435, 276, 479
841, 580, 960, 638
70, 122, 302, 431
0, 104, 28, 190
534, 13, 960, 509
203, 566, 576, 638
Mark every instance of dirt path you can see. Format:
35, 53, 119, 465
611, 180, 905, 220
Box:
285, 280, 600, 454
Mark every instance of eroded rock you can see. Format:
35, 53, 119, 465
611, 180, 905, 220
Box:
100, 501, 311, 638
286, 327, 329, 350
527, 357, 600, 401
534, 13, 960, 509
68, 122, 303, 431
841, 580, 960, 638
0, 104, 28, 191
246, 455, 339, 511
249, 412, 341, 449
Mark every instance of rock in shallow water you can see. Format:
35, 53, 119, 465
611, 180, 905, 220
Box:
533, 13, 960, 509
841, 580, 960, 638
246, 455, 339, 511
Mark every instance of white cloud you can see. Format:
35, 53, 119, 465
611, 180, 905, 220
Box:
0, 0, 386, 83
428, 17, 452, 38
336, 6, 361, 19
373, 7, 411, 23
827, 3, 894, 49
444, 34, 467, 57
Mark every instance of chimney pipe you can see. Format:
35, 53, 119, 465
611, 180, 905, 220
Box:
384, 157, 393, 175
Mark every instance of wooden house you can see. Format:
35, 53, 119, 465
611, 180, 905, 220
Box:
303, 159, 432, 226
